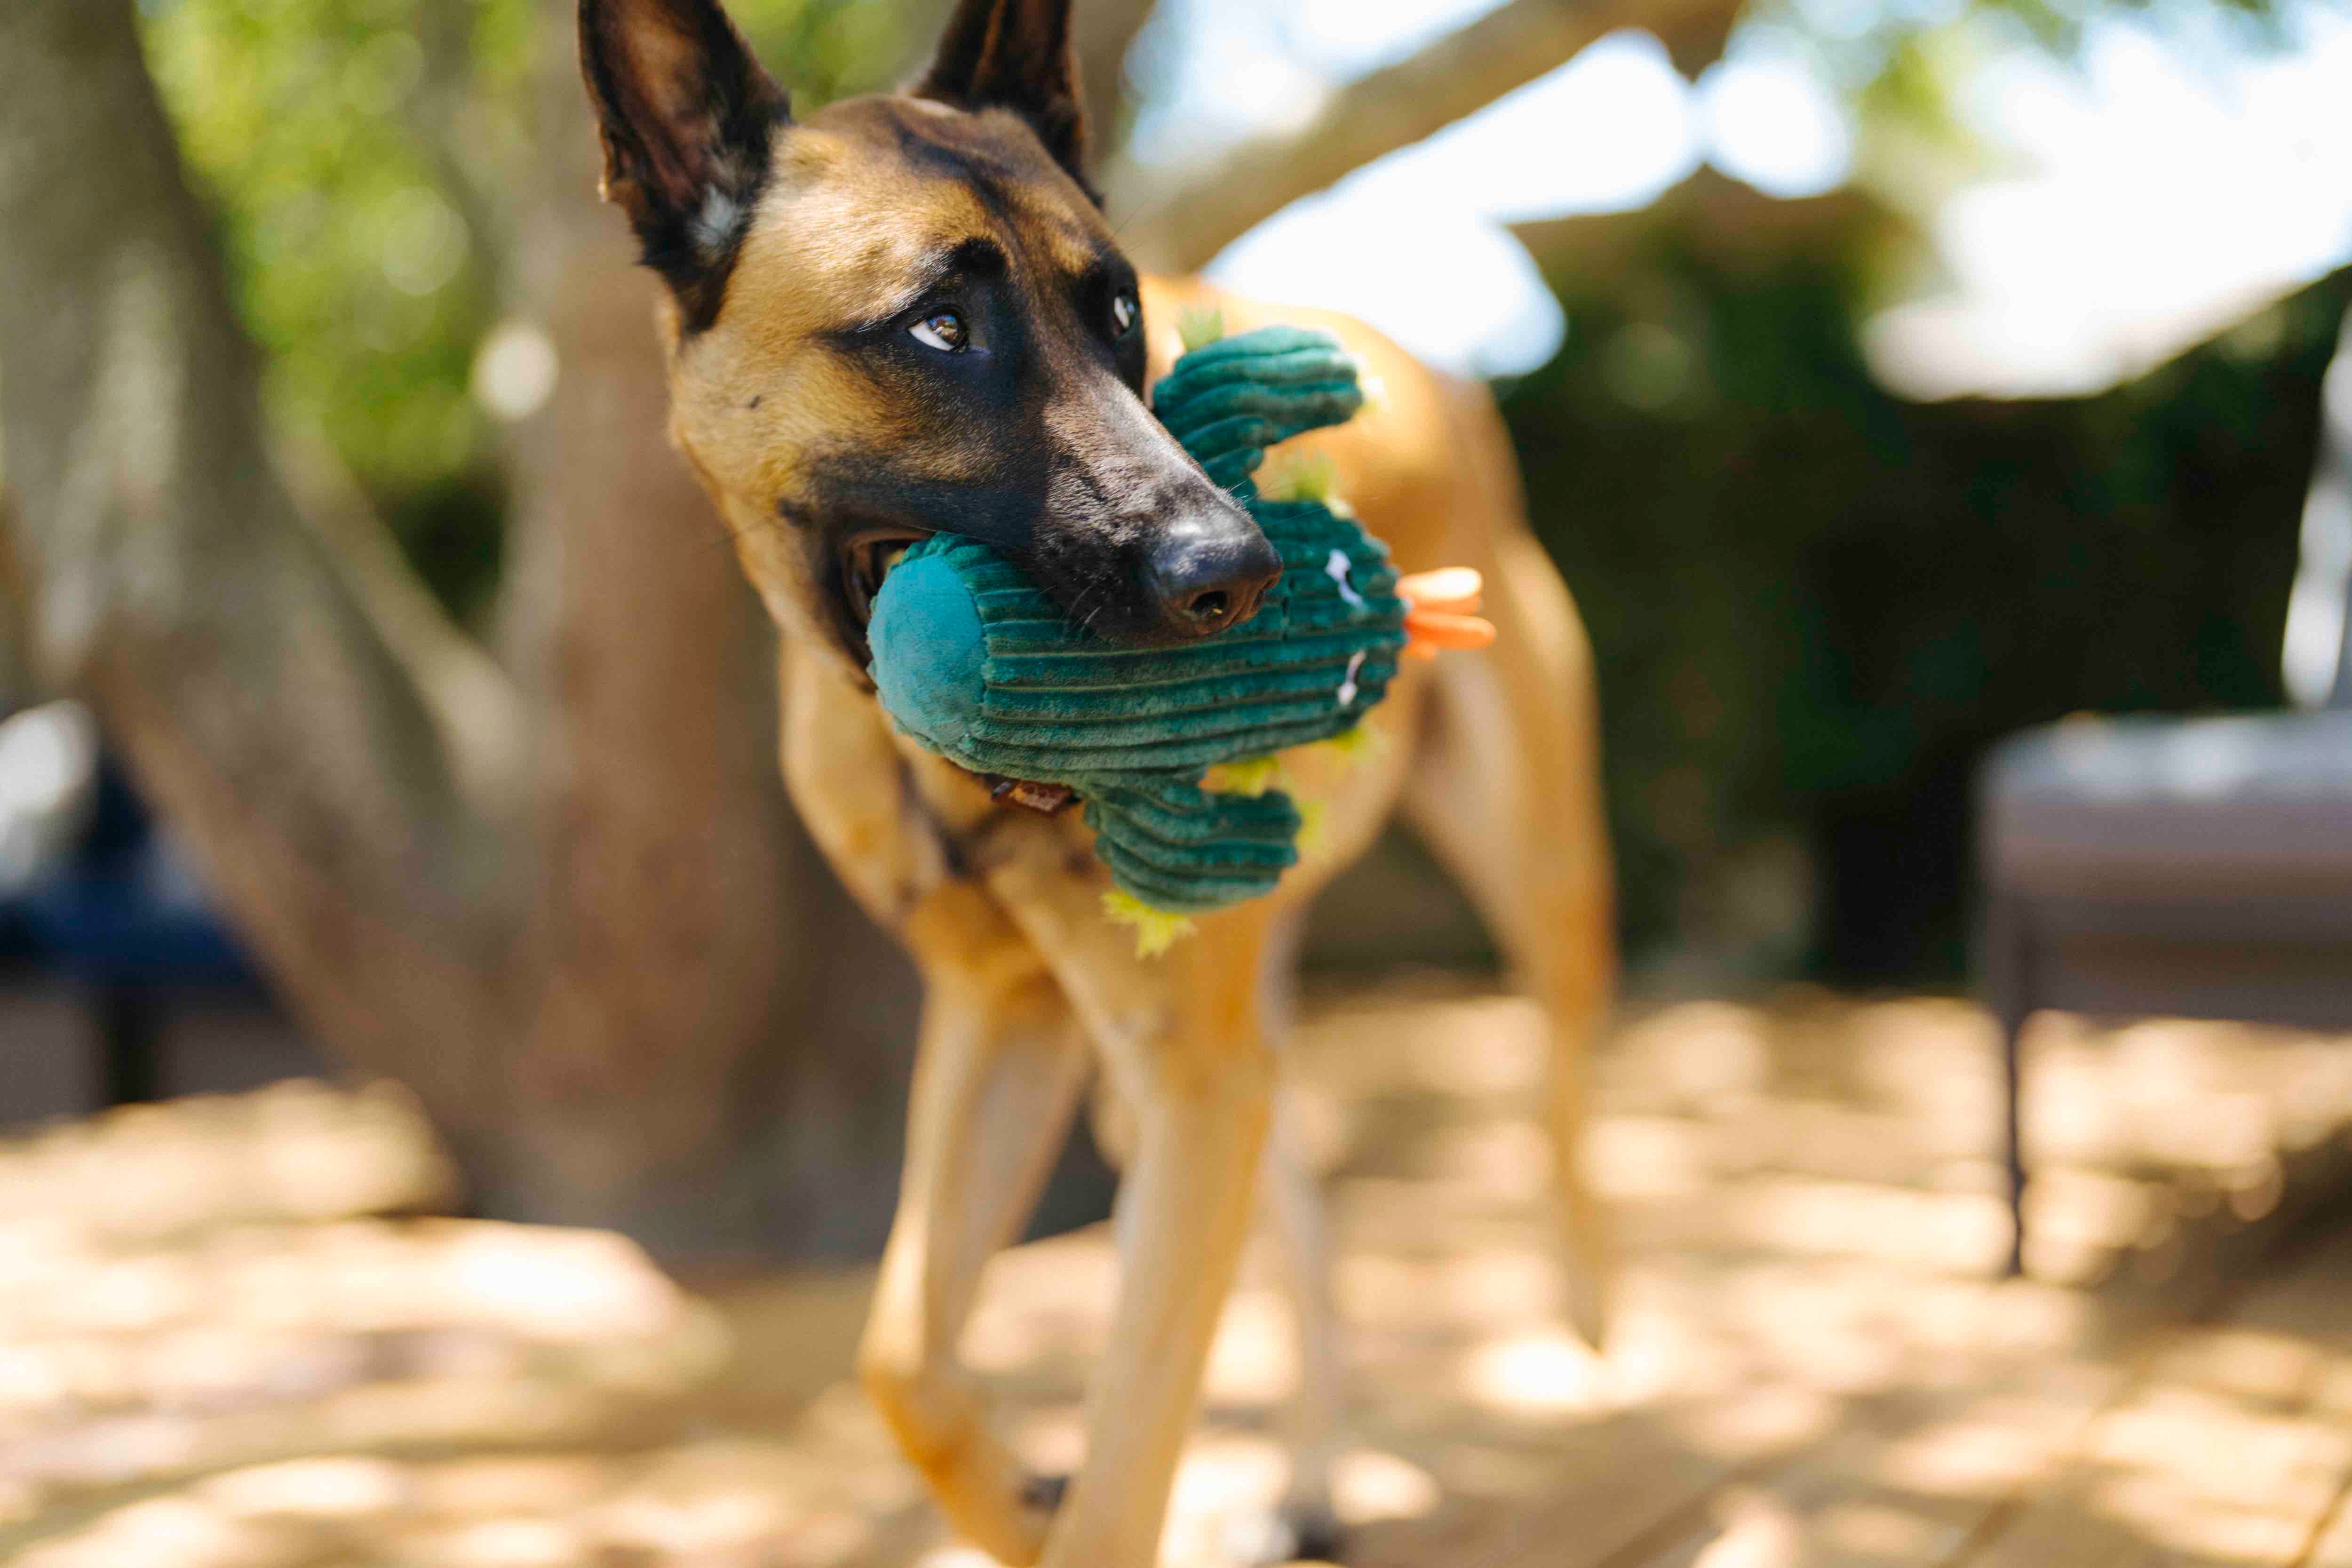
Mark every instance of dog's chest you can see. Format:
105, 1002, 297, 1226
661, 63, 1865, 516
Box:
891, 728, 1106, 886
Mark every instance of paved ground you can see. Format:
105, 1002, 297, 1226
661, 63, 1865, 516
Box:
8, 981, 2352, 1567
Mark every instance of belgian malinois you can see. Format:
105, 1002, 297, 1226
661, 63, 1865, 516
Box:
578, 0, 1615, 1560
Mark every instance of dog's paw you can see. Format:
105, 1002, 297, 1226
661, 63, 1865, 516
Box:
1221, 1502, 1347, 1565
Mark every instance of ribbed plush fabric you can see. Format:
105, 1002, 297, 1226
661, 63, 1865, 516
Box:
868, 325, 1407, 914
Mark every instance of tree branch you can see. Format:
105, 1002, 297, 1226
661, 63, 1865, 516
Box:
1103, 0, 1741, 277
0, 494, 32, 712
1509, 166, 1899, 279
273, 418, 530, 814
408, 0, 519, 293
1074, 0, 1158, 171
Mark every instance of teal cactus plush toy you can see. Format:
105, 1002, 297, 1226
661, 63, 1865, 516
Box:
868, 320, 1453, 950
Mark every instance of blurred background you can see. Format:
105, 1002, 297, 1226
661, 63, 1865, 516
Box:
6, 0, 2352, 1562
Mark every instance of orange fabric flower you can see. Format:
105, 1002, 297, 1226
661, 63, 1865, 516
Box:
1397, 567, 1497, 659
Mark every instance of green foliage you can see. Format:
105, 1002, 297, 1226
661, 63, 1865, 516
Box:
142, 0, 527, 616
144, 0, 535, 478
1761, 0, 2297, 116
733, 0, 927, 107
1503, 239, 2349, 980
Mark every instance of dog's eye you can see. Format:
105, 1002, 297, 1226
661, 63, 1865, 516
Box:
910, 311, 968, 352
1112, 292, 1138, 336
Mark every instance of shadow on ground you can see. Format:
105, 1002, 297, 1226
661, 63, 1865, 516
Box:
7, 981, 2352, 1566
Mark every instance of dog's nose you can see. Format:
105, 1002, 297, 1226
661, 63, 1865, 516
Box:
1143, 513, 1283, 639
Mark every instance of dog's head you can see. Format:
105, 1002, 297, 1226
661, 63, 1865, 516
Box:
579, 0, 1279, 668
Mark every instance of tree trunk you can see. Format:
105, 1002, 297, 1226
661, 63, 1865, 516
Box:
0, 0, 521, 1118
1073, 0, 1159, 167
484, 0, 922, 1250
0, 0, 920, 1262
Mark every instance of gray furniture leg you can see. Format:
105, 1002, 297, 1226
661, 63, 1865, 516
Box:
1982, 894, 2030, 1275
2000, 1004, 2026, 1276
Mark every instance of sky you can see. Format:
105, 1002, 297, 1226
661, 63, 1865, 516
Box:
1870, 3, 2352, 398
1119, 0, 2352, 393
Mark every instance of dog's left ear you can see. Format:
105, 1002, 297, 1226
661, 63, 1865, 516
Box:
580, 0, 789, 327
914, 0, 1091, 194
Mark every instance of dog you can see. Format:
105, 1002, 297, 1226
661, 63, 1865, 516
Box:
578, 0, 1615, 1561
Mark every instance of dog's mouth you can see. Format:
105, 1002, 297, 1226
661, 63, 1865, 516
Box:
840, 526, 932, 628
838, 523, 1078, 818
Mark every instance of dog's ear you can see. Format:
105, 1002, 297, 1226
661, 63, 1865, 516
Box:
914, 0, 1090, 193
579, 0, 788, 328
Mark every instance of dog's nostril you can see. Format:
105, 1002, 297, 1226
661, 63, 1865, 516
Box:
1184, 590, 1231, 625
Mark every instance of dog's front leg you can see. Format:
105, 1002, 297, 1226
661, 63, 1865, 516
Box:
858, 882, 1091, 1566
779, 653, 1094, 1563
1060, 926, 1271, 1568
1086, 1060, 1345, 1564
1260, 1090, 1345, 1553
979, 871, 1279, 1568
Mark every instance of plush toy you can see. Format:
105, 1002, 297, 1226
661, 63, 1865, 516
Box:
867, 318, 1491, 950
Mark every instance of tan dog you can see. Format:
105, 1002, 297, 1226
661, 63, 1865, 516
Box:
578, 0, 1614, 1560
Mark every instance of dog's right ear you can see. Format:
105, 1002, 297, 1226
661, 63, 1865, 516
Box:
579, 0, 788, 329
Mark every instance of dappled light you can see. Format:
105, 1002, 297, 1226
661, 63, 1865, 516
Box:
6, 987, 2352, 1564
